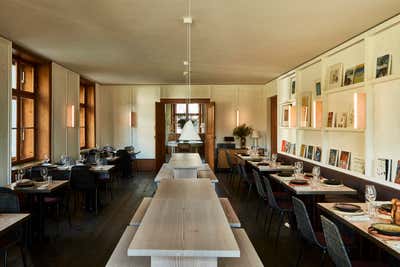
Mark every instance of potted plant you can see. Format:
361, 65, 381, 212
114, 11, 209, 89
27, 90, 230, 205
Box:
233, 124, 253, 148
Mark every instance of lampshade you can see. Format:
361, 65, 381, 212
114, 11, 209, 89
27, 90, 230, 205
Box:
251, 130, 260, 139
179, 120, 201, 141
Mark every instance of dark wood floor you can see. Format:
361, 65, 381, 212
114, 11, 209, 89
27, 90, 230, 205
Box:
6, 172, 329, 267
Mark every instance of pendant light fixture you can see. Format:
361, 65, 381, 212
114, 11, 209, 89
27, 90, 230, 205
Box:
179, 0, 201, 142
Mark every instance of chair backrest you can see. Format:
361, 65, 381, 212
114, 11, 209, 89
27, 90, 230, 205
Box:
262, 176, 279, 208
0, 187, 20, 213
225, 150, 233, 168
70, 165, 97, 190
252, 169, 266, 199
320, 216, 352, 267
29, 166, 46, 181
292, 196, 320, 247
239, 164, 251, 183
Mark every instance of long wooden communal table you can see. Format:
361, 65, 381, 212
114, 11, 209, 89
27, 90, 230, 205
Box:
128, 179, 240, 267
168, 153, 203, 178
318, 202, 400, 261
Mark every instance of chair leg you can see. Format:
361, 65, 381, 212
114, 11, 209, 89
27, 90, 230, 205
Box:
296, 240, 304, 267
95, 189, 98, 215
266, 209, 275, 235
3, 249, 7, 267
274, 211, 285, 249
319, 249, 326, 267
19, 245, 27, 267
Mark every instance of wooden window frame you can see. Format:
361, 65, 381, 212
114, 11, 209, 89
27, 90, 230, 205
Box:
80, 84, 88, 149
172, 103, 203, 133
79, 81, 96, 149
11, 57, 37, 164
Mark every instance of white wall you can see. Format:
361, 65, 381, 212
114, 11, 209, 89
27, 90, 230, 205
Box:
0, 37, 11, 185
51, 63, 80, 161
96, 84, 267, 159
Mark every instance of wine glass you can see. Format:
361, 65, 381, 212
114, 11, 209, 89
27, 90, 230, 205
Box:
271, 154, 278, 162
17, 168, 25, 181
40, 167, 48, 182
365, 185, 377, 217
312, 166, 320, 186
44, 154, 50, 164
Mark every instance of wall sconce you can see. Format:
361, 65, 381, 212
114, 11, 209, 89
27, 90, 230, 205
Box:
66, 105, 75, 128
236, 109, 240, 127
131, 112, 136, 128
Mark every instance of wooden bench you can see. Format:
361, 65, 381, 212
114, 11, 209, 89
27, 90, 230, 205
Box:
129, 197, 152, 226
107, 227, 263, 267
106, 226, 150, 267
219, 228, 264, 267
219, 197, 241, 228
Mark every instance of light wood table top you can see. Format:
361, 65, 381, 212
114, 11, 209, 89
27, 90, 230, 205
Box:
269, 174, 357, 195
7, 180, 68, 194
318, 202, 400, 260
128, 179, 240, 258
90, 165, 115, 173
247, 160, 294, 172
0, 213, 30, 235
168, 153, 203, 169
154, 163, 218, 184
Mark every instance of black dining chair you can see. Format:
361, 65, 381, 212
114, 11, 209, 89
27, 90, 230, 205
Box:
237, 164, 254, 200
251, 169, 268, 222
263, 176, 293, 248
292, 196, 326, 267
225, 150, 238, 186
70, 165, 99, 214
0, 188, 28, 267
320, 216, 388, 267
116, 149, 132, 178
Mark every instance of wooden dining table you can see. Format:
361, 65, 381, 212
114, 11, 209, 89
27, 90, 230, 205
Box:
168, 153, 203, 178
318, 202, 400, 260
235, 154, 294, 173
128, 179, 240, 267
0, 213, 30, 236
6, 180, 68, 240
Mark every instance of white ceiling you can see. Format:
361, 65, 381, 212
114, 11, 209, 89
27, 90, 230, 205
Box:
0, 0, 399, 84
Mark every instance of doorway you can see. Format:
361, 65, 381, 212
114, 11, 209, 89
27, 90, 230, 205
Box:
270, 95, 278, 154
155, 99, 216, 171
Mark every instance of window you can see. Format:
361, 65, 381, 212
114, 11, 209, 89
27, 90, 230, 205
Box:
173, 103, 201, 133
11, 59, 36, 163
79, 83, 95, 149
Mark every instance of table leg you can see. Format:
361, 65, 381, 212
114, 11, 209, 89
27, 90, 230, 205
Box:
38, 195, 45, 241
151, 256, 217, 267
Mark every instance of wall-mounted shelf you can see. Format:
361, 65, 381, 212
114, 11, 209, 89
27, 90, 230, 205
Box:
325, 82, 365, 95
324, 127, 365, 133
297, 127, 322, 131
368, 74, 400, 86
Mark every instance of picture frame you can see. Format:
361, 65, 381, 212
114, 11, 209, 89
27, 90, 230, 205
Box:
339, 151, 351, 170
281, 104, 290, 127
353, 64, 365, 84
328, 148, 339, 166
376, 54, 391, 78
300, 144, 307, 158
395, 160, 400, 184
289, 76, 296, 98
300, 93, 311, 128
313, 146, 322, 162
351, 156, 365, 174
343, 67, 355, 86
315, 80, 322, 97
327, 63, 343, 90
306, 145, 314, 160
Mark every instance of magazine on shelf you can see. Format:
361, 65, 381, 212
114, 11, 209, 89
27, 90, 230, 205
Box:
376, 54, 391, 78
300, 144, 307, 158
350, 156, 365, 174
395, 160, 400, 184
339, 151, 351, 170
376, 158, 392, 181
353, 64, 365, 83
328, 149, 339, 166
344, 67, 355, 86
281, 140, 287, 152
313, 146, 322, 162
307, 145, 314, 160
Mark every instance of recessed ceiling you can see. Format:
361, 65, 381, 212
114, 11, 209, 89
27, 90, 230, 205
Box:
0, 0, 399, 84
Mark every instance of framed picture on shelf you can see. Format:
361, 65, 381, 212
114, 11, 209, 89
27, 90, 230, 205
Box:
300, 93, 311, 128
351, 156, 365, 174
289, 143, 296, 155
313, 146, 322, 162
337, 112, 348, 128
306, 145, 314, 160
327, 63, 343, 90
281, 104, 290, 127
315, 80, 322, 97
339, 151, 351, 170
376, 54, 391, 78
353, 64, 365, 83
300, 144, 307, 158
289, 76, 296, 98
343, 67, 355, 86
376, 158, 392, 181
395, 160, 400, 184
327, 112, 336, 128
285, 141, 291, 153
281, 140, 287, 152
328, 148, 339, 166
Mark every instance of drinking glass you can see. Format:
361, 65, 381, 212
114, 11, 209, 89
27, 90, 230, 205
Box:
312, 166, 320, 186
271, 154, 278, 162
48, 175, 53, 184
61, 155, 66, 165
365, 185, 377, 217
40, 167, 48, 182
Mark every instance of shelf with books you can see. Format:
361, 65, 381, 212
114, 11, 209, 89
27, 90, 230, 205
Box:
297, 127, 322, 131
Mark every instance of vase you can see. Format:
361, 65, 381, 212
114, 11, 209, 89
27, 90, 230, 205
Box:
240, 137, 246, 149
